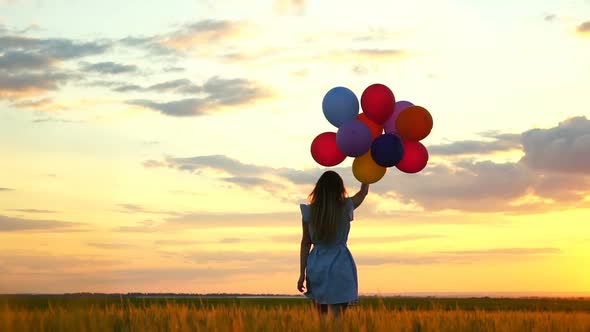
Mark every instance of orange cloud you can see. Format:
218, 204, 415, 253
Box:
159, 20, 250, 50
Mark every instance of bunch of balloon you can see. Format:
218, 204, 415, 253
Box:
310, 84, 433, 184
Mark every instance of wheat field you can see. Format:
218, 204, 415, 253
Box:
2, 296, 590, 332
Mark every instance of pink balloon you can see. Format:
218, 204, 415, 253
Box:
384, 100, 414, 134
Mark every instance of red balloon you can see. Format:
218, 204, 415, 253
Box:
396, 140, 429, 173
360, 83, 395, 125
311, 132, 347, 167
357, 113, 383, 139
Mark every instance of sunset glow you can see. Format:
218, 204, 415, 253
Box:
1, 0, 589, 296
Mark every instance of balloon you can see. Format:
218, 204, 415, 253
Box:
322, 87, 360, 128
370, 133, 405, 167
357, 113, 383, 139
352, 151, 387, 184
384, 100, 413, 134
395, 106, 433, 141
310, 132, 347, 167
360, 83, 395, 124
396, 140, 429, 173
336, 119, 373, 157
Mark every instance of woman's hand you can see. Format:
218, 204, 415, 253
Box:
297, 274, 306, 293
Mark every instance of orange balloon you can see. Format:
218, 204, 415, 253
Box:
352, 151, 387, 184
395, 106, 433, 141
357, 113, 383, 139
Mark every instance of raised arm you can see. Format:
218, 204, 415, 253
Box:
350, 183, 369, 209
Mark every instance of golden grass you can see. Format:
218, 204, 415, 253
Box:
2, 301, 590, 332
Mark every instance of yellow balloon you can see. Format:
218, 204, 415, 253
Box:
352, 151, 387, 184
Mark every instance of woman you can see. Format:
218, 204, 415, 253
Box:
297, 170, 369, 317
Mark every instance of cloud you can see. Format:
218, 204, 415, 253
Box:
350, 234, 444, 244
116, 203, 177, 215
114, 84, 143, 93
0, 32, 109, 100
146, 79, 200, 94
129, 98, 209, 117
222, 46, 408, 66
145, 152, 540, 212
11, 97, 54, 109
143, 154, 325, 187
161, 211, 297, 229
32, 117, 83, 124
116, 220, 163, 233
141, 154, 311, 203
219, 238, 242, 244
114, 79, 200, 94
352, 64, 369, 75
119, 20, 250, 57
0, 251, 120, 272
6, 209, 58, 213
163, 66, 185, 73
129, 76, 271, 116
0, 35, 110, 70
388, 161, 535, 211
0, 215, 85, 232
273, 0, 306, 15
429, 133, 521, 155
355, 247, 561, 266
352, 49, 405, 58
118, 36, 176, 56
147, 154, 270, 176
0, 51, 53, 70
86, 242, 138, 250
0, 71, 77, 98
153, 238, 242, 246
434, 248, 561, 255
577, 21, 590, 34
520, 116, 590, 173
202, 76, 270, 104
160, 20, 248, 50
152, 151, 588, 213
142, 116, 590, 213
80, 61, 138, 74
0, 250, 269, 292
118, 204, 146, 212
544, 14, 557, 22
154, 239, 200, 246
178, 250, 296, 272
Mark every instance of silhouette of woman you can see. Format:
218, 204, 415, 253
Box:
297, 170, 369, 318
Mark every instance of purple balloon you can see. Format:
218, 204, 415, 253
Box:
384, 100, 414, 134
336, 120, 373, 157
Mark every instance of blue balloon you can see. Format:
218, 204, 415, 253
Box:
371, 133, 405, 167
322, 87, 360, 127
336, 120, 373, 157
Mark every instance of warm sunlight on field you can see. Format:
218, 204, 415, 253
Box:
3, 303, 590, 332
2, 296, 590, 332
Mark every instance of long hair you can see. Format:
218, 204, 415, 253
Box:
308, 170, 347, 244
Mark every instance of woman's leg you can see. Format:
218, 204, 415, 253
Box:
315, 302, 328, 315
327, 303, 348, 319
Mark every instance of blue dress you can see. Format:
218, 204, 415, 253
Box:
300, 198, 358, 304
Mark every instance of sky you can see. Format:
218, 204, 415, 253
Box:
0, 0, 589, 295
